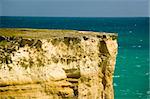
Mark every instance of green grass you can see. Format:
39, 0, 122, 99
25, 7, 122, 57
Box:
0, 28, 117, 39
0, 40, 10, 46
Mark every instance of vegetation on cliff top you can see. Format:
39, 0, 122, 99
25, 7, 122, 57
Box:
0, 28, 117, 39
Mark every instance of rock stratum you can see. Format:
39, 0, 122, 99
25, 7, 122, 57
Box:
0, 28, 118, 99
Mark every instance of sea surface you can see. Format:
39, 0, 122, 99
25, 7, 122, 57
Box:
0, 16, 149, 99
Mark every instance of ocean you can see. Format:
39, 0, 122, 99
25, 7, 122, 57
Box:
0, 16, 149, 99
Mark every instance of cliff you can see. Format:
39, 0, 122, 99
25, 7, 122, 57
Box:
0, 28, 118, 99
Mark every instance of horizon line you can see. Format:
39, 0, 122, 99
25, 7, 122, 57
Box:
0, 16, 149, 18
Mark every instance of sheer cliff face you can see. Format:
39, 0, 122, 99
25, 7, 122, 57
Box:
0, 29, 118, 99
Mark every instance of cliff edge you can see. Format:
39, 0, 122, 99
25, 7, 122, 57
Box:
0, 28, 118, 99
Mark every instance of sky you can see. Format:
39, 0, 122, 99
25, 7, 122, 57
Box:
0, 0, 149, 17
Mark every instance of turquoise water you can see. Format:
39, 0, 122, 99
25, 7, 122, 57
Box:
0, 16, 149, 99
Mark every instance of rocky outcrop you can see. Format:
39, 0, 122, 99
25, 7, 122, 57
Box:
0, 28, 118, 99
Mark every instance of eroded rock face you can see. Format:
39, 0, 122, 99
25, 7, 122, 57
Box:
0, 29, 118, 99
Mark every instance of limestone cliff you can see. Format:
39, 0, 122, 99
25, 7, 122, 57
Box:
0, 28, 118, 99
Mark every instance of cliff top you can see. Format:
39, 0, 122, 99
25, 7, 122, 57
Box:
0, 28, 117, 39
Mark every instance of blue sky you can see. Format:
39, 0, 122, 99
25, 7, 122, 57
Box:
0, 0, 149, 17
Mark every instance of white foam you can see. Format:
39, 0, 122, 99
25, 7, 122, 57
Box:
138, 45, 142, 48
135, 57, 139, 59
134, 24, 137, 26
145, 72, 150, 75
129, 31, 132, 33
113, 83, 118, 87
140, 39, 143, 42
113, 75, 120, 78
147, 91, 150, 95
136, 65, 141, 68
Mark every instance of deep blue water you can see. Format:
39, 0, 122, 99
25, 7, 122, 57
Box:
0, 16, 149, 99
